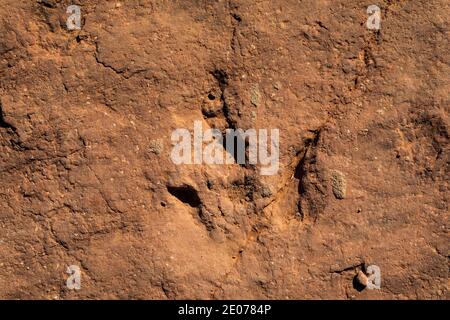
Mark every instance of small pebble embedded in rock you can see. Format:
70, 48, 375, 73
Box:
250, 84, 261, 107
331, 170, 346, 199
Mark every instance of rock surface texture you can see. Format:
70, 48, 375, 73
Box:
0, 0, 448, 299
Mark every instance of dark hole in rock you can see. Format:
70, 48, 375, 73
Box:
39, 0, 56, 8
221, 130, 250, 166
232, 13, 242, 22
201, 108, 217, 118
167, 184, 201, 208
352, 275, 366, 292
0, 102, 15, 130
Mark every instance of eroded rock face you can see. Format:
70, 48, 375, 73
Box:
0, 0, 448, 299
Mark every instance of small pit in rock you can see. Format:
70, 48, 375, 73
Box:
167, 185, 202, 208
